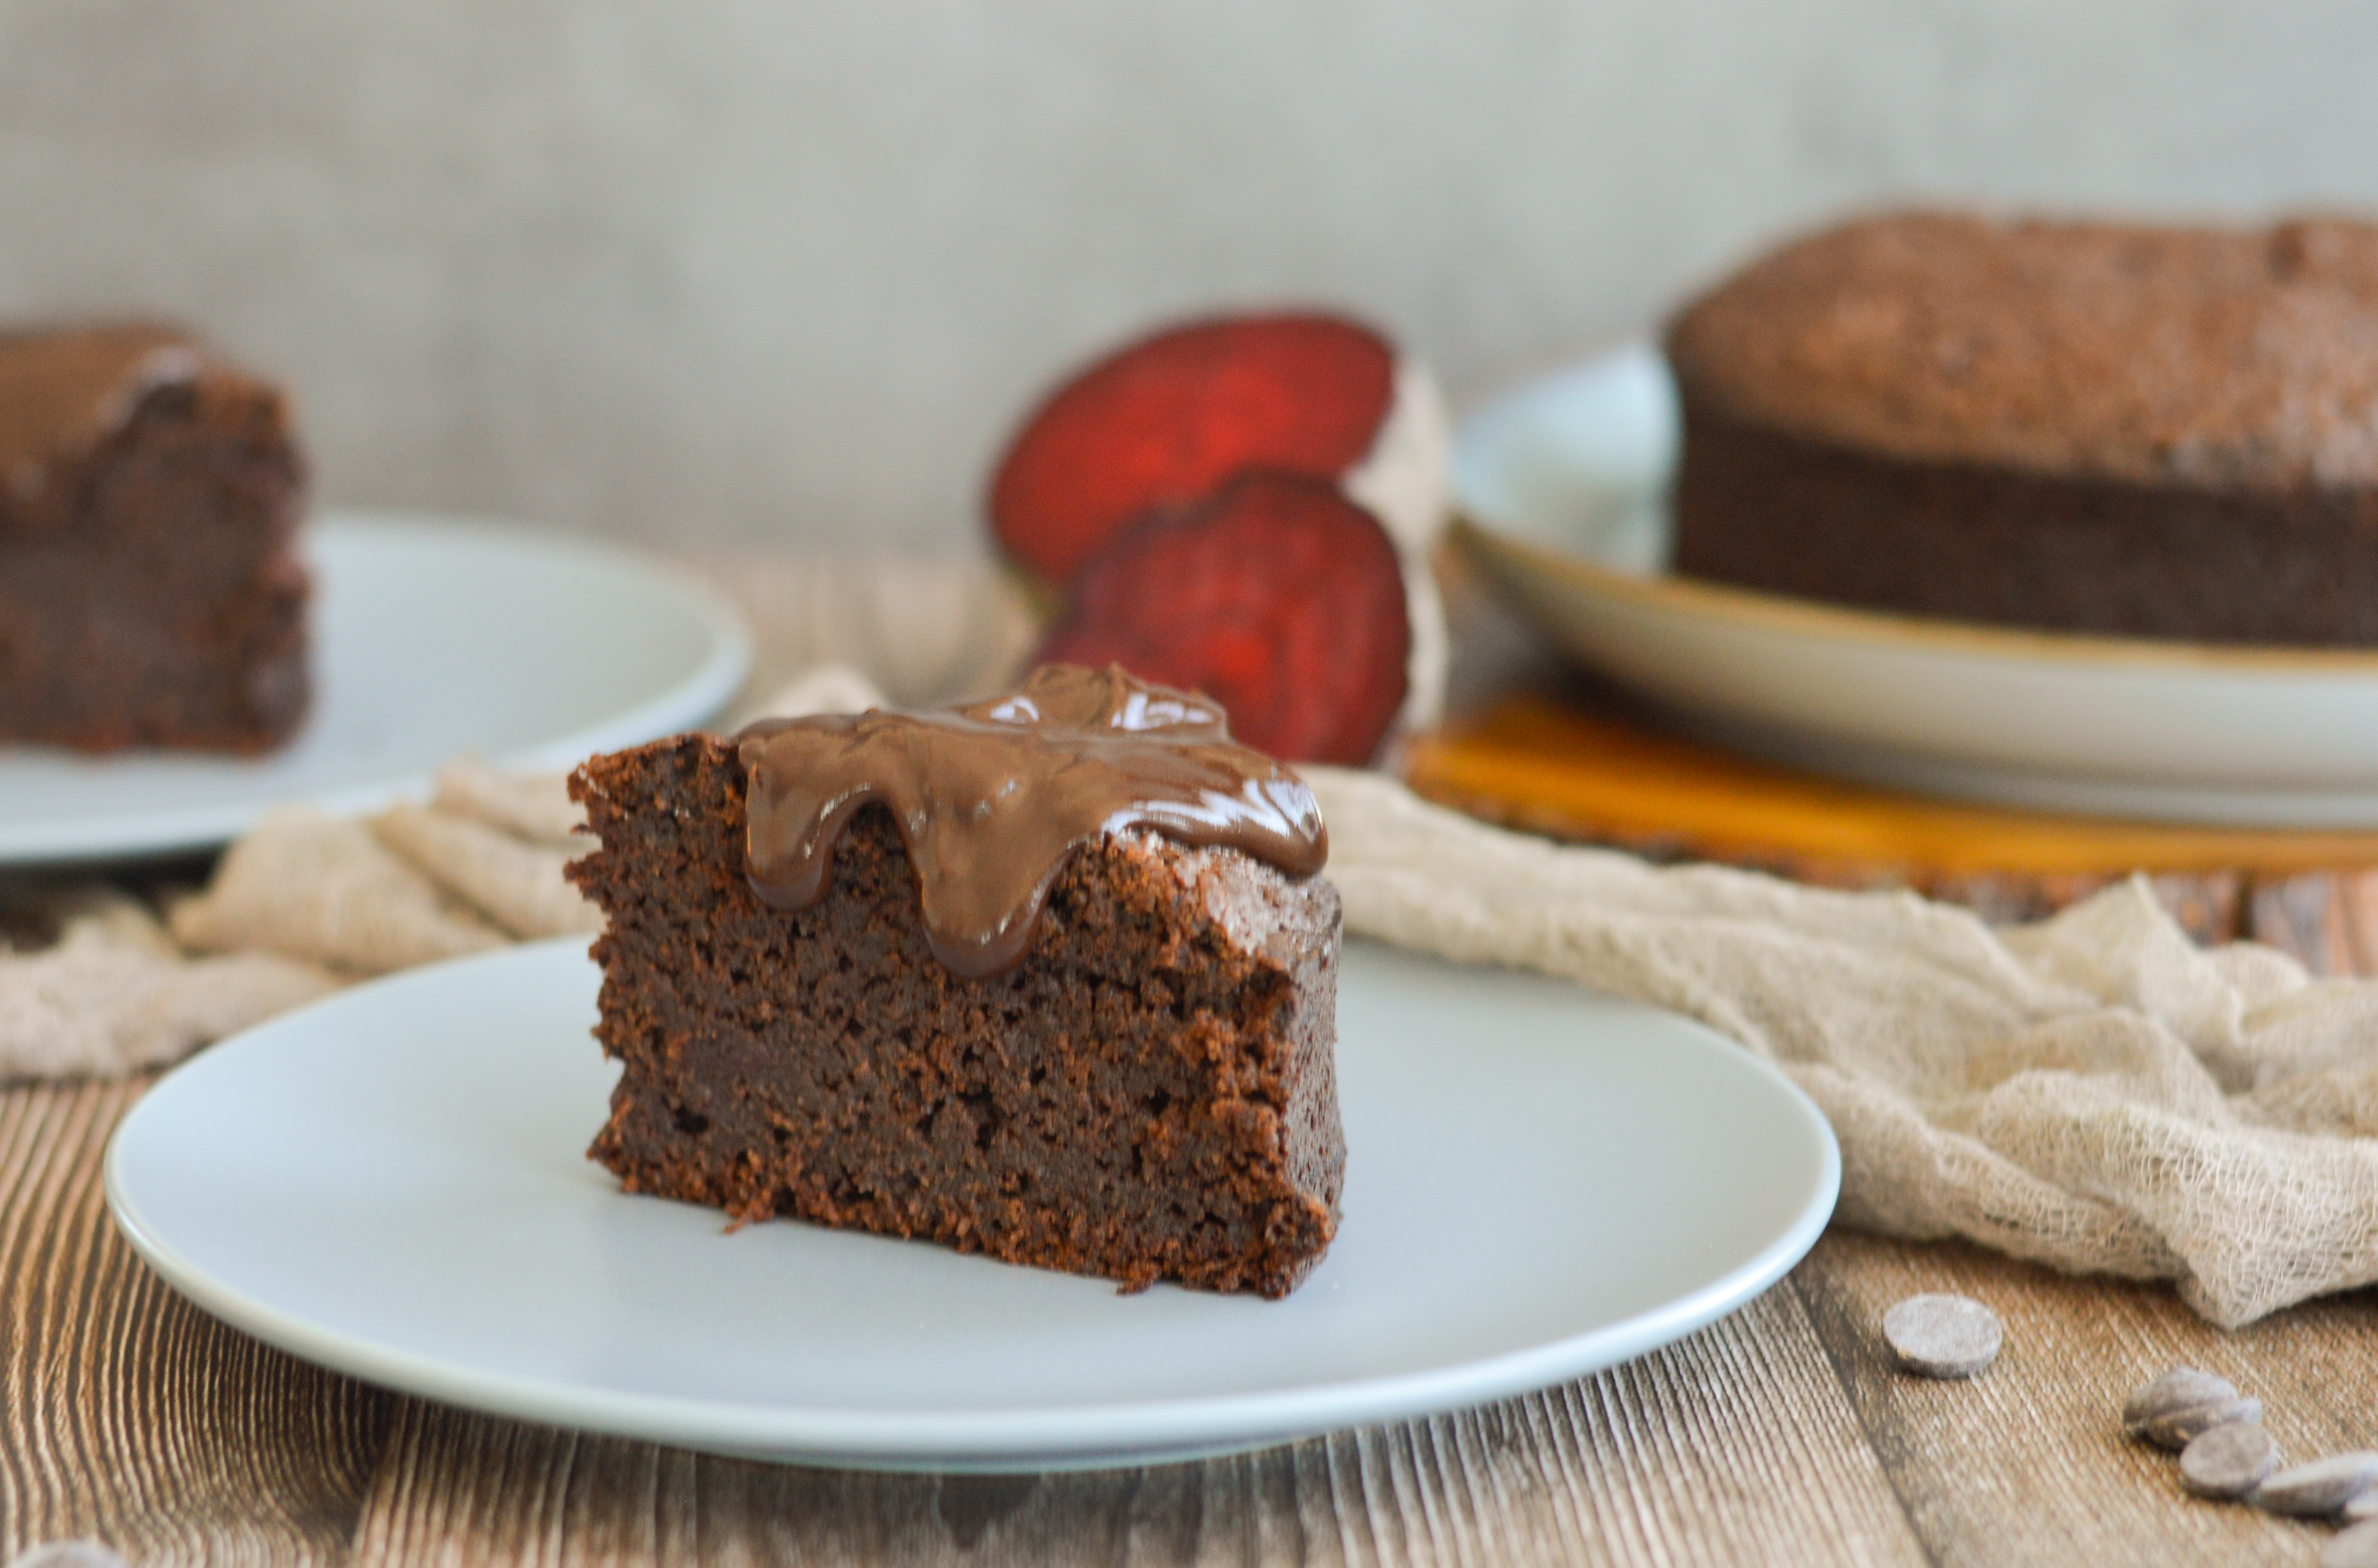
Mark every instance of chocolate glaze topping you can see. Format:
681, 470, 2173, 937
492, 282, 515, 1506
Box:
0, 325, 204, 516
737, 663, 1328, 979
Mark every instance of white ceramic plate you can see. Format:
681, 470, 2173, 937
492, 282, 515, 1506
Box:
0, 513, 749, 864
1457, 345, 2378, 827
105, 938, 1838, 1472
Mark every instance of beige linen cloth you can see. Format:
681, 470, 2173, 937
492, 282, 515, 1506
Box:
9, 555, 2378, 1329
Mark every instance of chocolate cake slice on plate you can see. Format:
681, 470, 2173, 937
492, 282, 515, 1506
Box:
0, 323, 309, 752
566, 664, 1345, 1298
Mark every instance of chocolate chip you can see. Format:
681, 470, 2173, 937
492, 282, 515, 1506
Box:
1882, 1294, 2003, 1379
2140, 1396, 2262, 1452
2122, 1367, 2240, 1430
2324, 1521, 2378, 1568
2179, 1420, 2277, 1498
2256, 1452, 2378, 1517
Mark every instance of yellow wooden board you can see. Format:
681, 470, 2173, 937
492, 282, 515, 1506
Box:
1404, 690, 2378, 882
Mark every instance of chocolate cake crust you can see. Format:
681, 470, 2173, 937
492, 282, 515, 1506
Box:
1666, 212, 2378, 643
567, 731, 1345, 1298
1667, 212, 2378, 489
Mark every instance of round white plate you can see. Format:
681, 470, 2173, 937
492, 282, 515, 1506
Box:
1457, 345, 2378, 828
0, 513, 749, 864
105, 938, 1838, 1472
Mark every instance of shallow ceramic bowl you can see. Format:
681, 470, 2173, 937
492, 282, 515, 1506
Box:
1455, 344, 2378, 828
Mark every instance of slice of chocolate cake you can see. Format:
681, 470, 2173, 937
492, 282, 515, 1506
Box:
0, 323, 309, 752
565, 664, 1346, 1297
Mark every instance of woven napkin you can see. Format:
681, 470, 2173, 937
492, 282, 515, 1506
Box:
11, 554, 2378, 1327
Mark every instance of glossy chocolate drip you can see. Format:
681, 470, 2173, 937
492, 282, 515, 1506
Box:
738, 664, 1328, 979
0, 324, 204, 516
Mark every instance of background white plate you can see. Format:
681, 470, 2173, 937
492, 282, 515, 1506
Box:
0, 513, 749, 864
1457, 345, 2378, 828
106, 938, 1839, 1472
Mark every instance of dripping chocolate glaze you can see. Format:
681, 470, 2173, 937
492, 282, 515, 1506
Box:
736, 664, 1328, 980
0, 325, 205, 506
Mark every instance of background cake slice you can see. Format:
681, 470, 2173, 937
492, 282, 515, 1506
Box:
566, 668, 1346, 1298
0, 322, 310, 752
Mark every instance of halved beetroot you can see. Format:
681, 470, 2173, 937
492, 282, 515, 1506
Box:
1034, 471, 1409, 766
990, 313, 1397, 589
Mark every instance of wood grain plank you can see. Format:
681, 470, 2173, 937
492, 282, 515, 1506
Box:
1792, 1230, 2378, 1568
2246, 869, 2378, 977
347, 1280, 1919, 1566
0, 1078, 395, 1567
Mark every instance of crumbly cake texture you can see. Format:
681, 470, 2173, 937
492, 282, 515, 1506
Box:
0, 325, 309, 752
566, 732, 1346, 1298
1666, 212, 2378, 643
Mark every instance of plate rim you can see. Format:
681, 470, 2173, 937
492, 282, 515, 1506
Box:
0, 510, 752, 866
103, 937, 1841, 1471
1457, 515, 2378, 682
1455, 345, 2378, 825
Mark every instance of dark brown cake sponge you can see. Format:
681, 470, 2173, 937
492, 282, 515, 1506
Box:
1670, 412, 2378, 643
566, 732, 1346, 1298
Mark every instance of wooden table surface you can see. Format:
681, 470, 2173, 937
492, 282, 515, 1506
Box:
11, 701, 2378, 1565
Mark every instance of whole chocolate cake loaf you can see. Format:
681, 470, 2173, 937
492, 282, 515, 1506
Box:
565, 664, 1346, 1298
1666, 212, 2378, 643
0, 323, 309, 752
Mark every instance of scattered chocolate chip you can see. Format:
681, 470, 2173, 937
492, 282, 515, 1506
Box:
1882, 1294, 2002, 1379
2141, 1396, 2262, 1452
2179, 1420, 2277, 1498
2256, 1452, 2378, 1517
2122, 1367, 2240, 1431
2325, 1521, 2378, 1568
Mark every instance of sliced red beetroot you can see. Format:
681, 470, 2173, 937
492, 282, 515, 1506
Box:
990, 313, 1397, 589
1033, 471, 1409, 766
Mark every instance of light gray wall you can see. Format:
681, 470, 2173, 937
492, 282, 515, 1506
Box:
3, 1, 2374, 550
